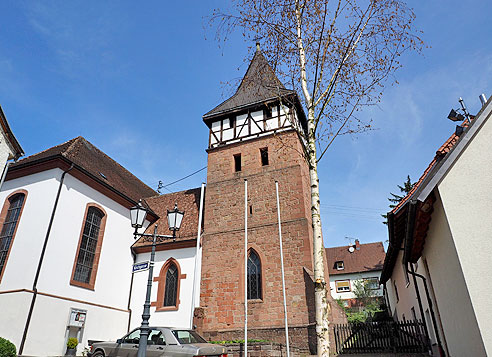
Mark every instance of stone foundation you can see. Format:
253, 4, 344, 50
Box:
220, 342, 309, 357
198, 324, 315, 354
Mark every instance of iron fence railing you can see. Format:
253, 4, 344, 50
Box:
333, 319, 430, 354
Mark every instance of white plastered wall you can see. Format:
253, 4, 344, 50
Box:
0, 169, 138, 356
329, 271, 383, 301
436, 111, 492, 356
130, 246, 198, 330
421, 193, 486, 356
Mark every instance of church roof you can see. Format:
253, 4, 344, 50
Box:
9, 136, 157, 204
203, 47, 295, 119
132, 187, 203, 251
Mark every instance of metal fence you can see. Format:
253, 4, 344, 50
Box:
333, 320, 430, 354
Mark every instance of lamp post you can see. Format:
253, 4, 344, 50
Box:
130, 201, 184, 357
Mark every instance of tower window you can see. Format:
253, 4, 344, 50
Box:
234, 154, 241, 172
247, 249, 262, 300
260, 147, 269, 166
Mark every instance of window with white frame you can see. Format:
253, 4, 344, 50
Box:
335, 280, 351, 293
364, 277, 380, 290
335, 261, 344, 270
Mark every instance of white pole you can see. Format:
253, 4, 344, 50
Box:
190, 182, 206, 329
244, 179, 248, 357
275, 181, 290, 357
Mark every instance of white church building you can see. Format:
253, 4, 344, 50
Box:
0, 136, 204, 356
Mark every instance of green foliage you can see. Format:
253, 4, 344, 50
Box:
209, 339, 269, 345
0, 337, 16, 357
347, 280, 382, 322
335, 297, 346, 311
346, 311, 366, 324
67, 338, 78, 349
382, 175, 415, 224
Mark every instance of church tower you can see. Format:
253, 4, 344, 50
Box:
197, 46, 319, 353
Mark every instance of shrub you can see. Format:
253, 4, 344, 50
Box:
0, 337, 16, 357
67, 338, 78, 349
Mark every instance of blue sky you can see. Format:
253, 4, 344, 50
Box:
1, 1, 491, 249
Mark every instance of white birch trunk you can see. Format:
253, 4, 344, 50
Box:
307, 108, 330, 356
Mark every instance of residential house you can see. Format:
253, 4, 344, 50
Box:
326, 240, 385, 307
380, 95, 492, 356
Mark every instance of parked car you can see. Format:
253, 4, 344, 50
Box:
87, 327, 227, 357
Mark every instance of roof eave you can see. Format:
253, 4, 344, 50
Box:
0, 106, 24, 159
7, 154, 159, 221
417, 97, 492, 203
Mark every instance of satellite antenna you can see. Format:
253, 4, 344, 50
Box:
348, 246, 355, 253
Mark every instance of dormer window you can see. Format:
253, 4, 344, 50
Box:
335, 261, 344, 270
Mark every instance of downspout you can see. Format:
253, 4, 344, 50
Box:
383, 283, 391, 313
19, 164, 74, 355
404, 199, 444, 356
407, 266, 445, 357
403, 201, 430, 349
0, 161, 10, 191
407, 262, 431, 353
127, 249, 136, 332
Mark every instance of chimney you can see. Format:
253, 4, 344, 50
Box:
355, 239, 360, 250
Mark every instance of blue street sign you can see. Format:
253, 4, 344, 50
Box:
132, 261, 150, 273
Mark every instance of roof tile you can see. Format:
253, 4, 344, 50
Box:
326, 242, 385, 275
11, 136, 157, 202
133, 187, 203, 247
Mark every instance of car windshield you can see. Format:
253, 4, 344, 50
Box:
171, 330, 207, 344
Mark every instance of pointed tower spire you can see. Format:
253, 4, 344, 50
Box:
203, 48, 294, 119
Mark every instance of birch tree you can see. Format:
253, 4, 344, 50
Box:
210, 1, 423, 355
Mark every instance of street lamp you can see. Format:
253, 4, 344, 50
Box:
130, 200, 184, 357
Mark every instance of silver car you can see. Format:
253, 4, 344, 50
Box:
87, 327, 227, 357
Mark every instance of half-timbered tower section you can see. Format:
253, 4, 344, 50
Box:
196, 47, 320, 353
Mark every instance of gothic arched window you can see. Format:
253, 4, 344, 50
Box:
152, 258, 183, 311
164, 263, 178, 307
247, 249, 262, 300
0, 191, 27, 282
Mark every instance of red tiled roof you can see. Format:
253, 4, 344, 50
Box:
326, 242, 385, 275
133, 187, 203, 248
392, 129, 462, 213
10, 136, 157, 203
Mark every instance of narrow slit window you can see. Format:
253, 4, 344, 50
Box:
260, 147, 269, 166
234, 154, 241, 172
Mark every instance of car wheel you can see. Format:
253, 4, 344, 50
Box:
92, 350, 105, 357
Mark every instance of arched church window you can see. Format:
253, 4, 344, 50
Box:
71, 204, 107, 290
152, 258, 184, 311
247, 249, 262, 300
164, 263, 178, 307
0, 191, 27, 282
